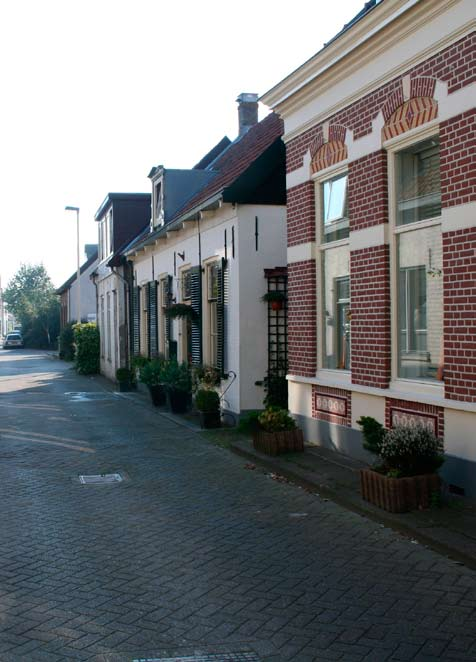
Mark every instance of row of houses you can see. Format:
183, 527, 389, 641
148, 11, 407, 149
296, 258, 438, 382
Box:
59, 0, 476, 497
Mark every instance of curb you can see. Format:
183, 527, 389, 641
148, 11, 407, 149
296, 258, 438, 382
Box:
229, 441, 476, 572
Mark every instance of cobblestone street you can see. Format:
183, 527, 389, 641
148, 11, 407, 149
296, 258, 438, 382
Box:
0, 351, 476, 661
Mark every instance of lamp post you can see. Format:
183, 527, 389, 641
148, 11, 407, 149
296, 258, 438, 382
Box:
65, 206, 81, 324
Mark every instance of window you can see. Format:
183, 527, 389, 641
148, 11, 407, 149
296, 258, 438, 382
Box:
207, 263, 219, 367
318, 170, 350, 372
322, 173, 349, 243
100, 296, 105, 358
322, 248, 350, 370
393, 136, 443, 381
154, 181, 164, 227
396, 137, 441, 226
182, 270, 192, 301
106, 292, 111, 361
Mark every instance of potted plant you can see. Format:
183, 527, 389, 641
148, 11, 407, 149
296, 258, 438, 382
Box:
116, 367, 135, 392
167, 303, 198, 320
161, 360, 192, 413
195, 388, 221, 428
139, 357, 166, 406
358, 416, 444, 513
261, 290, 287, 311
253, 406, 304, 456
192, 364, 222, 392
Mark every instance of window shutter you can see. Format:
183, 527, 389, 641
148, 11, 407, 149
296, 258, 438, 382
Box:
131, 285, 140, 356
216, 258, 228, 375
165, 274, 173, 354
148, 281, 158, 358
189, 266, 202, 365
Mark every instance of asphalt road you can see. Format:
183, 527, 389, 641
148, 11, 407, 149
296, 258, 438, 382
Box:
0, 349, 476, 661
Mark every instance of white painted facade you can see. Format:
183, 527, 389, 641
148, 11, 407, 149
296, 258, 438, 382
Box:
95, 263, 128, 382
67, 258, 99, 324
130, 202, 286, 414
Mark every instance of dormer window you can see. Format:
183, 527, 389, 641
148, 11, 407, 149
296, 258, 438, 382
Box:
99, 209, 113, 261
153, 180, 164, 227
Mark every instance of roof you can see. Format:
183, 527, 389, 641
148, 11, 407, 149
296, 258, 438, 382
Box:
55, 249, 99, 294
107, 225, 151, 268
193, 137, 232, 170
125, 111, 284, 256
170, 112, 283, 223
94, 193, 151, 222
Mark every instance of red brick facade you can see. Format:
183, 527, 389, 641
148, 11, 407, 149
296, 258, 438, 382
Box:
440, 108, 476, 208
287, 260, 316, 377
350, 245, 391, 388
348, 150, 388, 231
312, 385, 351, 427
287, 182, 316, 247
385, 398, 444, 438
443, 227, 476, 402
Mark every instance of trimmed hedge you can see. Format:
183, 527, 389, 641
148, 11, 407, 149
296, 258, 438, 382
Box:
73, 323, 100, 374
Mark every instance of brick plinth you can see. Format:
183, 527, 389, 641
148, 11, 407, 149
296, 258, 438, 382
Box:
443, 227, 476, 402
312, 385, 351, 427
350, 245, 391, 388
288, 260, 316, 377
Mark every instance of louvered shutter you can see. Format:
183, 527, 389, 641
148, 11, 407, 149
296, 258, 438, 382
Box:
148, 281, 158, 358
216, 258, 228, 376
165, 275, 173, 356
189, 266, 202, 365
131, 285, 140, 356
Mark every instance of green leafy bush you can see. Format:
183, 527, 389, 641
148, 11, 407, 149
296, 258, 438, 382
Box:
139, 358, 164, 387
358, 416, 444, 477
380, 424, 444, 477
237, 410, 261, 434
263, 371, 288, 409
357, 416, 386, 456
59, 322, 75, 361
195, 388, 220, 412
161, 360, 191, 394
258, 406, 296, 433
73, 323, 99, 375
116, 367, 134, 383
192, 364, 222, 392
167, 303, 198, 319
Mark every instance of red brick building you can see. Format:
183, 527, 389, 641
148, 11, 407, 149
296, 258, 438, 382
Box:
262, 0, 476, 496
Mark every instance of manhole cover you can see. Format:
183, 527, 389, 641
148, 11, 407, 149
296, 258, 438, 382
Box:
79, 473, 123, 484
132, 655, 260, 662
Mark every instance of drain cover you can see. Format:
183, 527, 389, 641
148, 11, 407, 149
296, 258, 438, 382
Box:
132, 655, 260, 662
79, 473, 123, 484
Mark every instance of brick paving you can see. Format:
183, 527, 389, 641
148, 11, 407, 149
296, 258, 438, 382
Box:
0, 351, 476, 661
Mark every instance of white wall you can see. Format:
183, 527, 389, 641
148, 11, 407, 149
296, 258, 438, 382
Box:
96, 263, 126, 382
68, 258, 99, 324
237, 205, 287, 411
131, 201, 286, 414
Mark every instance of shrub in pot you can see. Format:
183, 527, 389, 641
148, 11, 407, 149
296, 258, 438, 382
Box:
139, 357, 166, 406
358, 416, 444, 512
261, 290, 287, 311
116, 367, 135, 392
253, 406, 304, 456
161, 360, 192, 413
195, 388, 221, 428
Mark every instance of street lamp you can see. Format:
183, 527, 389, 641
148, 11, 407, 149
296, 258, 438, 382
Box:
65, 206, 81, 324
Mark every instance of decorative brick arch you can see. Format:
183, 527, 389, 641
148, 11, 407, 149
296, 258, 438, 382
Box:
311, 140, 348, 174
382, 97, 438, 141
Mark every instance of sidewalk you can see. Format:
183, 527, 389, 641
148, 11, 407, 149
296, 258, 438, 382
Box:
228, 437, 476, 571
56, 361, 476, 573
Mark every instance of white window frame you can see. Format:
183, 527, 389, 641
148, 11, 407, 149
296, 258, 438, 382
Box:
203, 257, 220, 368
179, 264, 192, 364
386, 124, 444, 396
314, 164, 351, 385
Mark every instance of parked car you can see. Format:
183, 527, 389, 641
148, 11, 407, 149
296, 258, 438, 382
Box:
3, 332, 24, 349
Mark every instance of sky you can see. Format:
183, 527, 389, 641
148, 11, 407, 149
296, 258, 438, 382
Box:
0, 0, 364, 290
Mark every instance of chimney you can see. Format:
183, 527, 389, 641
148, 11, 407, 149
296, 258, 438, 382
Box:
237, 93, 258, 136
84, 244, 98, 261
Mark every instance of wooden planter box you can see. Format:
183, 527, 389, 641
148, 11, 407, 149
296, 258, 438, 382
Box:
253, 428, 304, 456
360, 469, 441, 513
